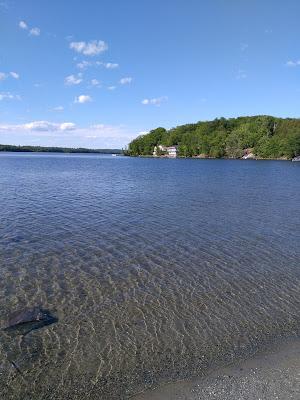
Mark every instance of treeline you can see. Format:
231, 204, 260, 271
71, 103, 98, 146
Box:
127, 116, 300, 159
0, 144, 122, 154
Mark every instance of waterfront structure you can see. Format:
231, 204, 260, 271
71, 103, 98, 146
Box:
153, 145, 178, 158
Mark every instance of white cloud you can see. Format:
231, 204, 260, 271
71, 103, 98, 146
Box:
107, 86, 116, 91
10, 71, 19, 79
0, 122, 135, 148
19, 20, 28, 30
0, 71, 19, 80
76, 60, 119, 70
286, 60, 300, 67
102, 62, 119, 69
90, 124, 105, 129
19, 20, 40, 36
60, 122, 76, 131
240, 43, 248, 51
91, 79, 101, 86
0, 92, 21, 101
141, 96, 168, 106
22, 121, 75, 131
119, 77, 132, 85
29, 27, 40, 36
53, 106, 64, 111
64, 73, 83, 85
76, 60, 92, 70
70, 40, 108, 56
74, 94, 92, 104
0, 121, 75, 133
0, 121, 67, 133
25, 121, 56, 131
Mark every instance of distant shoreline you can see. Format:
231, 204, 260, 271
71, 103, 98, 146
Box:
0, 144, 123, 154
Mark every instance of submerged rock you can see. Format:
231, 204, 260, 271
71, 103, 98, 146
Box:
3, 307, 57, 336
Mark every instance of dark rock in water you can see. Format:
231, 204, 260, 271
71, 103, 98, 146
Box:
3, 307, 57, 336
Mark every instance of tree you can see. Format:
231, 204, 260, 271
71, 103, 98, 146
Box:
225, 132, 244, 158
127, 115, 300, 159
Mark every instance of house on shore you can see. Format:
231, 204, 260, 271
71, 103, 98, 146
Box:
153, 145, 178, 158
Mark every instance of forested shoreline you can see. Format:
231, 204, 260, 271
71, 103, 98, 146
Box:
0, 144, 122, 154
127, 116, 300, 159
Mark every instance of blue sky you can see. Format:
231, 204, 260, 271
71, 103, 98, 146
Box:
1, 0, 300, 148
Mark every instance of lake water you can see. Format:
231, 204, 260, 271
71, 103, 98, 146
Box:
0, 153, 299, 399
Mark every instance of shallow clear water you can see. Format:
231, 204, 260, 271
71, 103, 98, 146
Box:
0, 153, 299, 399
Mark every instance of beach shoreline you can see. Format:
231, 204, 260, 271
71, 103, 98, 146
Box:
133, 337, 300, 400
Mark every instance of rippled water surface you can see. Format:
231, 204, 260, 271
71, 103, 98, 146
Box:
0, 153, 299, 399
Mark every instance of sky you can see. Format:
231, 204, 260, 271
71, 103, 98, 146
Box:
1, 0, 300, 149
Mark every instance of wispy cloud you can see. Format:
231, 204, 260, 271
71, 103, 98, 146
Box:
64, 73, 83, 85
19, 20, 28, 30
74, 94, 92, 104
141, 96, 168, 106
70, 40, 108, 56
76, 60, 119, 70
90, 79, 101, 87
29, 27, 40, 36
286, 60, 300, 67
60, 122, 76, 131
0, 122, 134, 148
0, 92, 21, 101
10, 71, 19, 79
25, 121, 75, 131
52, 106, 64, 111
0, 121, 75, 132
119, 77, 132, 85
19, 20, 40, 36
107, 86, 116, 91
101, 62, 119, 69
76, 60, 92, 70
0, 71, 20, 80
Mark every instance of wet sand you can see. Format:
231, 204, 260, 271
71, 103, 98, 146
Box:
133, 337, 300, 400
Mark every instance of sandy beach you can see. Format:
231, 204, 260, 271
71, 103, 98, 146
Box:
133, 337, 300, 400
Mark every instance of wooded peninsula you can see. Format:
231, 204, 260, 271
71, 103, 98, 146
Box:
127, 115, 300, 159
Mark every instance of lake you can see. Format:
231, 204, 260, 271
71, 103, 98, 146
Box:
0, 153, 299, 399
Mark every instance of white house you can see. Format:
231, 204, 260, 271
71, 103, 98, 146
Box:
166, 146, 178, 158
153, 145, 178, 158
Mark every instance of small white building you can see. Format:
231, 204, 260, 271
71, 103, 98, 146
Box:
166, 146, 178, 158
153, 145, 178, 158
